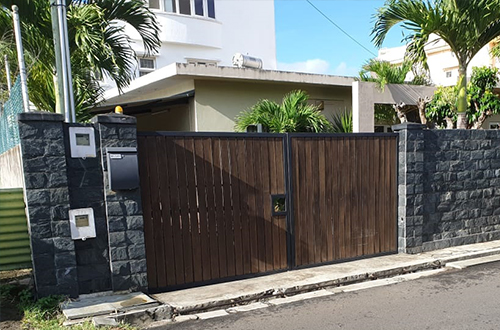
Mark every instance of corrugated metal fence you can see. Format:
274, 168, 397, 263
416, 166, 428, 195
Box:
0, 188, 31, 271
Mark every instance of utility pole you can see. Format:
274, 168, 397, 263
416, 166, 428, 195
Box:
51, 0, 76, 123
12, 5, 30, 112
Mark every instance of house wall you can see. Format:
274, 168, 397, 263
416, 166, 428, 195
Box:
396, 124, 500, 253
102, 0, 276, 90
0, 145, 23, 188
136, 102, 194, 132
193, 80, 352, 132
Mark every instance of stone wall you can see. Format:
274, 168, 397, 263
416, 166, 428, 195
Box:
93, 115, 147, 292
18, 112, 78, 297
63, 124, 111, 294
395, 123, 500, 253
19, 112, 146, 298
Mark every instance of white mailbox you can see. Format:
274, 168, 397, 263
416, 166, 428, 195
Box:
69, 208, 96, 241
69, 127, 96, 158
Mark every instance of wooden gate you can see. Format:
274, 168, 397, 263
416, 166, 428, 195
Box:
289, 134, 398, 267
138, 132, 398, 292
138, 133, 288, 291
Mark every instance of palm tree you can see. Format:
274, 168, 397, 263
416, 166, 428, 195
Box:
359, 59, 412, 90
372, 0, 500, 129
234, 90, 333, 133
0, 0, 160, 120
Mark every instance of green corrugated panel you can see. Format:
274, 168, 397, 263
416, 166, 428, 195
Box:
0, 188, 32, 271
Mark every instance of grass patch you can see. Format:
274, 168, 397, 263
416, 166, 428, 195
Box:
0, 284, 136, 330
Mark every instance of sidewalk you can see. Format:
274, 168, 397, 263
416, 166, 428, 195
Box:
62, 240, 500, 327
152, 240, 500, 314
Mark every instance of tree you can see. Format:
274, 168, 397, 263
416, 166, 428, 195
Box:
0, 0, 160, 121
234, 90, 333, 133
426, 66, 500, 129
372, 0, 500, 129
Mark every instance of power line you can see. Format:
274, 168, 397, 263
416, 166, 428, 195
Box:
305, 0, 377, 57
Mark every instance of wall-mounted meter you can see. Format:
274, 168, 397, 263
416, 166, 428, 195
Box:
69, 127, 96, 158
69, 208, 96, 241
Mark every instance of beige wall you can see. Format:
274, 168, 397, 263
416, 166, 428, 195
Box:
136, 101, 194, 132
0, 145, 23, 189
194, 80, 352, 132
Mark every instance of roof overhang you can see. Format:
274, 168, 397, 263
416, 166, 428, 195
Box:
99, 62, 356, 107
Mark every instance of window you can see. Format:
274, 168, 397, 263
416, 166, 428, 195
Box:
445, 71, 452, 78
489, 122, 500, 129
150, 0, 215, 19
138, 58, 156, 77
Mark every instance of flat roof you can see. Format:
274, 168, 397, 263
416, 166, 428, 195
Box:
101, 63, 356, 106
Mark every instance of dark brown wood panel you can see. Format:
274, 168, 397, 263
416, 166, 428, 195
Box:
139, 134, 287, 291
291, 135, 398, 267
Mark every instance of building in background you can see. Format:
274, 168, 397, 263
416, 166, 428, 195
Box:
378, 35, 499, 87
378, 35, 500, 129
101, 0, 277, 90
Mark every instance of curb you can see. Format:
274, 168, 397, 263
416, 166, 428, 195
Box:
103, 247, 500, 328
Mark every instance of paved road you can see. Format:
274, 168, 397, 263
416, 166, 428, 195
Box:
157, 261, 500, 330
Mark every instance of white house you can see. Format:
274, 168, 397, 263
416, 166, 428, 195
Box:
101, 0, 277, 90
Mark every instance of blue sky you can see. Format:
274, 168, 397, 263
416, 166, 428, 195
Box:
275, 0, 406, 76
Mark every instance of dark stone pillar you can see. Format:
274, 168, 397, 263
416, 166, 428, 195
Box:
64, 124, 111, 294
392, 123, 426, 254
18, 112, 78, 298
91, 114, 147, 292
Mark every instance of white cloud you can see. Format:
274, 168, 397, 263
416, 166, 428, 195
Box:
331, 62, 359, 77
277, 59, 331, 74
277, 59, 359, 77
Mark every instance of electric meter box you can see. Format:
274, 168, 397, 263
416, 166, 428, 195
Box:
106, 147, 140, 191
69, 208, 96, 241
69, 127, 96, 158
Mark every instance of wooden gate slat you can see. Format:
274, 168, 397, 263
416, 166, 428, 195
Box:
212, 139, 228, 278
165, 137, 185, 285
274, 139, 287, 270
193, 138, 212, 281
201, 138, 219, 279
235, 139, 252, 275
260, 140, 274, 272
220, 139, 236, 277
228, 139, 244, 276
157, 137, 178, 287
175, 139, 194, 284
183, 138, 203, 283
318, 139, 327, 263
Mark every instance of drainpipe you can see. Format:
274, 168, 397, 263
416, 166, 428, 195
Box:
12, 5, 30, 112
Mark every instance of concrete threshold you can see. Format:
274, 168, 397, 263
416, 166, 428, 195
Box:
152, 240, 500, 316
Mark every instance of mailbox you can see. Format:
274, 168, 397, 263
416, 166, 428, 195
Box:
106, 147, 140, 191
